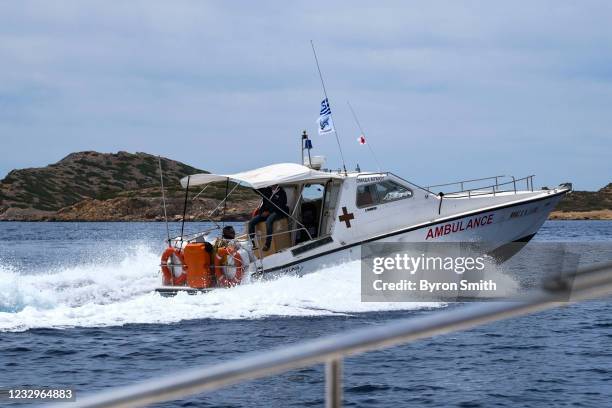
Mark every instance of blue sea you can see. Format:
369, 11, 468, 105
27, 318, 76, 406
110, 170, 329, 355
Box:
0, 221, 611, 407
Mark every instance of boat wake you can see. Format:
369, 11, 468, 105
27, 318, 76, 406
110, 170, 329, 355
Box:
0, 246, 442, 332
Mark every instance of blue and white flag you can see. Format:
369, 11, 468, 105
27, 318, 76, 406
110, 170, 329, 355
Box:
320, 98, 331, 116
317, 98, 335, 135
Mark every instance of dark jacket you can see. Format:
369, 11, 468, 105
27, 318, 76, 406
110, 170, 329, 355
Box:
260, 186, 289, 215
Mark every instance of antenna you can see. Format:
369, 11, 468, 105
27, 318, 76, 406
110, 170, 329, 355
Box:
347, 101, 382, 173
301, 130, 313, 167
157, 156, 171, 245
310, 40, 347, 175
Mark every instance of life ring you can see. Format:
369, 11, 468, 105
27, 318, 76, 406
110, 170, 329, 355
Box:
160, 247, 187, 286
214, 246, 244, 287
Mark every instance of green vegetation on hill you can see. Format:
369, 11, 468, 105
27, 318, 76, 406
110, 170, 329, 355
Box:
0, 151, 257, 220
556, 184, 612, 212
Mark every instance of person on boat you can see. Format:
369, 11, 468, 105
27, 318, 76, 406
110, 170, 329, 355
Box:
209, 225, 235, 267
214, 225, 236, 250
248, 185, 289, 251
222, 225, 236, 240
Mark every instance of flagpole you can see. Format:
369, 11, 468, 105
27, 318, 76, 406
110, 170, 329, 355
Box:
347, 100, 382, 173
310, 40, 348, 175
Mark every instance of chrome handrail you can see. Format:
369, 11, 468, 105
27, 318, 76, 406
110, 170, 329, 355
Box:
434, 175, 536, 198
426, 174, 512, 190
51, 261, 612, 408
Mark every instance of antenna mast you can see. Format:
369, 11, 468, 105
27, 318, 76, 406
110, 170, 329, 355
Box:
301, 130, 313, 167
310, 40, 347, 175
347, 101, 382, 173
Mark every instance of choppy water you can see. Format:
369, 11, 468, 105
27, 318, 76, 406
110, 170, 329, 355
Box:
0, 221, 611, 407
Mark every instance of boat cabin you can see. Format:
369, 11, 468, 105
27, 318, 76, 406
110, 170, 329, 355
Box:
181, 163, 344, 255
178, 163, 430, 275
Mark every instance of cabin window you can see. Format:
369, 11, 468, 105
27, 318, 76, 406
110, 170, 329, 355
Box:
356, 184, 377, 207
356, 180, 413, 208
375, 180, 413, 202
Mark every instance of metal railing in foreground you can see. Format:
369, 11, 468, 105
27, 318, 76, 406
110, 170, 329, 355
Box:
50, 261, 612, 408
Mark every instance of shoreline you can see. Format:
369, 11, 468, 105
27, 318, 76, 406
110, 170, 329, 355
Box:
548, 210, 612, 221
0, 218, 248, 223
1, 213, 611, 222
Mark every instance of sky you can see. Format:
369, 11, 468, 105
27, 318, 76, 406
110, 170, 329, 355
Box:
0, 1, 611, 190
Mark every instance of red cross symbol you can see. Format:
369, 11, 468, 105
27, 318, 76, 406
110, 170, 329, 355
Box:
338, 206, 355, 228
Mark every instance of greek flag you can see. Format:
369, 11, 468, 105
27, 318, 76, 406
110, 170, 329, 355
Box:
317, 98, 335, 135
320, 98, 331, 115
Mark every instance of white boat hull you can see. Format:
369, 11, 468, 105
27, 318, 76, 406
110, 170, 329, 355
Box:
154, 163, 570, 295
259, 190, 564, 277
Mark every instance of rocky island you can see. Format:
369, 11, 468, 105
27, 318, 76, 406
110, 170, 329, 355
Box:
549, 183, 612, 220
0, 151, 259, 221
0, 151, 609, 221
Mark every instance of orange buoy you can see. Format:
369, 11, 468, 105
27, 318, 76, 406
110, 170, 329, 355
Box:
160, 247, 187, 286
214, 246, 244, 287
183, 243, 214, 289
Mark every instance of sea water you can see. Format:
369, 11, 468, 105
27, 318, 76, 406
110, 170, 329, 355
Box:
0, 221, 611, 407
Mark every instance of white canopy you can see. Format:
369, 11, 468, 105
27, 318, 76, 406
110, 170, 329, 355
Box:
180, 163, 344, 189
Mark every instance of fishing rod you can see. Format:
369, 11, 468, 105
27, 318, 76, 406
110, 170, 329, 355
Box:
347, 101, 382, 173
310, 40, 348, 175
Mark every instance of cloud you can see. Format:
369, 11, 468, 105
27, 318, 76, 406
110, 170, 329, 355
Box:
0, 1, 610, 190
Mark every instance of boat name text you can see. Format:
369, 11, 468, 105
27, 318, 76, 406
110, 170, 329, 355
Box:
425, 214, 494, 240
357, 176, 385, 183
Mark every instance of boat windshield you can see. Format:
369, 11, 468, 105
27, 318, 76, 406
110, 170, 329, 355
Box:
357, 180, 413, 208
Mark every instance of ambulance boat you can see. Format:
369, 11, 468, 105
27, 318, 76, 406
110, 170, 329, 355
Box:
155, 151, 571, 296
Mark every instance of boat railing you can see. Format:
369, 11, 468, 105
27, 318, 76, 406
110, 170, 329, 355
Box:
53, 261, 612, 408
170, 225, 312, 246
169, 226, 221, 244
426, 174, 536, 198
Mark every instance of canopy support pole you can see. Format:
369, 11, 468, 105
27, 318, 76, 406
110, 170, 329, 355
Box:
208, 182, 241, 219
